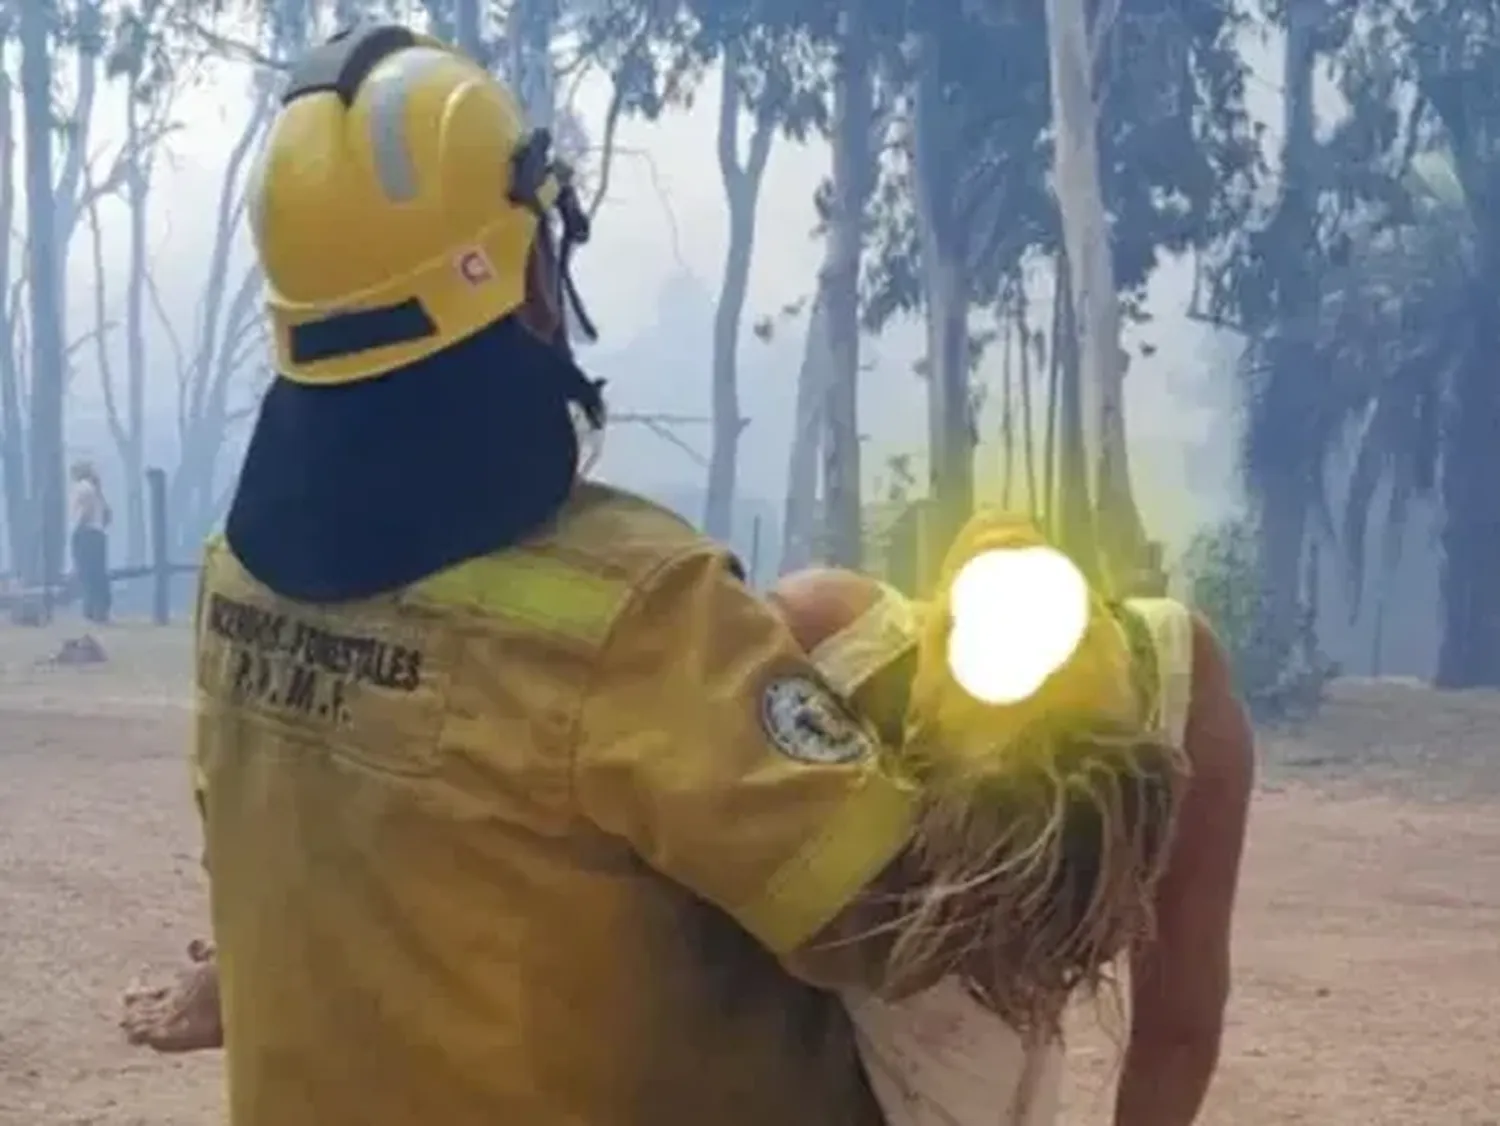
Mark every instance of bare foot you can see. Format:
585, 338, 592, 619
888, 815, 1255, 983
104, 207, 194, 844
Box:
120, 940, 223, 1052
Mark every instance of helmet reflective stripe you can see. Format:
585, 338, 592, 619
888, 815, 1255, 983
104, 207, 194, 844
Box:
365, 47, 452, 202
287, 299, 435, 366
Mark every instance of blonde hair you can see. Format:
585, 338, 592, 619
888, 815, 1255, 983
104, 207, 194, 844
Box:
861, 513, 1188, 1036
883, 716, 1184, 1037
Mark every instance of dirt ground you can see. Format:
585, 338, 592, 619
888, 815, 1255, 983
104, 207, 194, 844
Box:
1, 625, 1497, 1125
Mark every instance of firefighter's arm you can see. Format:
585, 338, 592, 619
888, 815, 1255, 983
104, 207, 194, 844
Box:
1114, 614, 1253, 1126
574, 548, 917, 985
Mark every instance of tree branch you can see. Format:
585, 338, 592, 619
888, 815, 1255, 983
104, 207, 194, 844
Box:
52, 38, 100, 213
1393, 92, 1430, 182
144, 263, 187, 390
72, 119, 180, 218
185, 91, 273, 431
587, 70, 628, 221
745, 106, 775, 189
1088, 0, 1122, 74
717, 46, 744, 194
612, 411, 712, 425
81, 162, 128, 455
613, 413, 713, 468
172, 16, 292, 72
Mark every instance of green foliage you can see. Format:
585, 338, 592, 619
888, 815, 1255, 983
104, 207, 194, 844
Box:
1205, 0, 1500, 685
1098, 4, 1261, 292
1311, 187, 1465, 613
1206, 6, 1443, 542
575, 3, 706, 119
579, 0, 1263, 351
859, 0, 1261, 333
1181, 517, 1336, 722
579, 0, 833, 137
860, 5, 1053, 330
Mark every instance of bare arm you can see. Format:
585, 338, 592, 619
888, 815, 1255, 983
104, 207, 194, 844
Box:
770, 569, 975, 996
1114, 614, 1254, 1126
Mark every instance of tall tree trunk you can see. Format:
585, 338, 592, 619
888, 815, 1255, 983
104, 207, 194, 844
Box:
1417, 60, 1500, 685
53, 3, 100, 281
1017, 283, 1039, 515
1044, 0, 1142, 581
923, 255, 972, 551
913, 32, 972, 558
508, 0, 556, 128
1000, 308, 1016, 507
170, 101, 271, 551
19, 0, 66, 589
1255, 0, 1321, 656
0, 60, 27, 573
453, 0, 482, 62
1054, 259, 1094, 564
704, 50, 773, 540
1437, 318, 1500, 687
779, 294, 827, 573
122, 94, 149, 563
820, 0, 873, 569
1042, 260, 1063, 528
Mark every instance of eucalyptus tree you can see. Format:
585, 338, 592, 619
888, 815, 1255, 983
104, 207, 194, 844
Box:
1372, 1, 1500, 687
16, 0, 73, 585
578, 0, 859, 544
862, 0, 1258, 572
1210, 0, 1500, 686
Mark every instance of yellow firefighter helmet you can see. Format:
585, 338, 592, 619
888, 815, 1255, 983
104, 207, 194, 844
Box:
250, 24, 588, 385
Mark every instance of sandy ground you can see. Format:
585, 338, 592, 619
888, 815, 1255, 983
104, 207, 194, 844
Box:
1, 625, 1498, 1125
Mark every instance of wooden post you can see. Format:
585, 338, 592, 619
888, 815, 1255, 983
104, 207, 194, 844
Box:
146, 467, 169, 625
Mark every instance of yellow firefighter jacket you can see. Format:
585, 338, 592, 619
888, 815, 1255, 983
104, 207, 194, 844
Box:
192, 482, 911, 1126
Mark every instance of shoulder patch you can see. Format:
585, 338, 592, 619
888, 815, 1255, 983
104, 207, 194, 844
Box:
760, 674, 874, 765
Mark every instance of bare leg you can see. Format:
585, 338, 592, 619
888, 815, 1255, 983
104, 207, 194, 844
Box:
120, 939, 224, 1053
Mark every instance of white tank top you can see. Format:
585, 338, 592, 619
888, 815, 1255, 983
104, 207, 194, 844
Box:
809, 591, 1195, 1126
71, 479, 107, 531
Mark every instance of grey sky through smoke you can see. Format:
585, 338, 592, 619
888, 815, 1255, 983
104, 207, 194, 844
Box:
35, 24, 1332, 556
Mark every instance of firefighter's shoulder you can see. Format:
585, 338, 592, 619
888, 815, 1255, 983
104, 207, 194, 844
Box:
196, 485, 734, 654
539, 481, 745, 585
404, 482, 736, 654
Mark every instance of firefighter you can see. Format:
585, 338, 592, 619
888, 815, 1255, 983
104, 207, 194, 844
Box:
149, 24, 915, 1126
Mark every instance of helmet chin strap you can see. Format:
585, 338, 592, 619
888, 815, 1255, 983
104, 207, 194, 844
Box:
511, 127, 598, 348
550, 162, 598, 344
510, 127, 605, 467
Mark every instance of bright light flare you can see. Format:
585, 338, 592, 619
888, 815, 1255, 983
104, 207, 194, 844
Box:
945, 546, 1090, 705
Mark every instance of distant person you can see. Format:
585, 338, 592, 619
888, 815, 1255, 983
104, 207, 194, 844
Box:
69, 460, 111, 624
